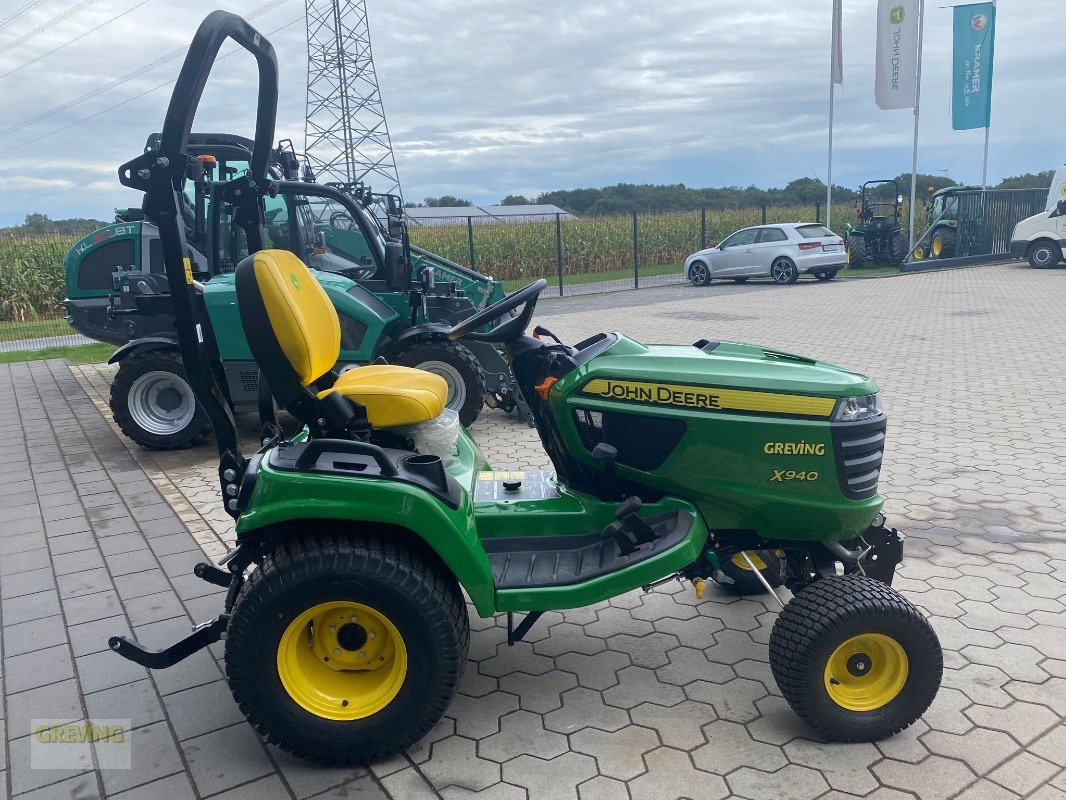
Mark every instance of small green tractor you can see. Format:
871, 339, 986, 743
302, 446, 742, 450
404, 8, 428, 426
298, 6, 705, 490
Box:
63, 135, 528, 449
845, 180, 911, 266
108, 12, 943, 765
911, 185, 981, 261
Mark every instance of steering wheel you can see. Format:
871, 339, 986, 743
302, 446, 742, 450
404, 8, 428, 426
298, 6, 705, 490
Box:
447, 279, 548, 343
330, 211, 354, 230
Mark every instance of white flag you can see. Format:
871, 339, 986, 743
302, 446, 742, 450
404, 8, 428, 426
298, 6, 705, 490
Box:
875, 0, 920, 109
831, 0, 843, 85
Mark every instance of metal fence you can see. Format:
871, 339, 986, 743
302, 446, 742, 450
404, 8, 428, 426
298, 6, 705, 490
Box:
0, 200, 853, 356
406, 203, 829, 296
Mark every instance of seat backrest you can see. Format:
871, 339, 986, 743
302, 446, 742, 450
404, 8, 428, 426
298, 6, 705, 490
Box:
235, 249, 340, 407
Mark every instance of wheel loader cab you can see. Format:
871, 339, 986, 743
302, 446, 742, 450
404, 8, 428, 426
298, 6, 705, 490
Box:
234, 248, 447, 435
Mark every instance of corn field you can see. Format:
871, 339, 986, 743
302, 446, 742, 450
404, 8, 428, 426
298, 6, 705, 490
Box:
0, 231, 88, 323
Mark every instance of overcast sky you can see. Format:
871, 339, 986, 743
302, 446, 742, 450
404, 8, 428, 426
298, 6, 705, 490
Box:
0, 0, 1060, 225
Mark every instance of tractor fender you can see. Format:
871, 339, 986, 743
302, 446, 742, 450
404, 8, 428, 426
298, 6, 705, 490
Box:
234, 467, 497, 616
107, 336, 180, 365
378, 323, 453, 358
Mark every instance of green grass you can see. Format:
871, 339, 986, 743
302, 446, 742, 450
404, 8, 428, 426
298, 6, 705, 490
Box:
0, 317, 74, 342
502, 261, 682, 292
836, 263, 901, 278
0, 342, 112, 365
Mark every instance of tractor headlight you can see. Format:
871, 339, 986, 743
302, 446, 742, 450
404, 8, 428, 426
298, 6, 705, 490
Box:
835, 393, 882, 422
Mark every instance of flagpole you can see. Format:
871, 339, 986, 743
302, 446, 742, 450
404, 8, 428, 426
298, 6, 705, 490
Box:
908, 0, 926, 249
826, 71, 835, 230
981, 125, 990, 188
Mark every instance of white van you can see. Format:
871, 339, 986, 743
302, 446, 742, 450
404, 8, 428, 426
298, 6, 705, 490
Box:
1010, 198, 1066, 269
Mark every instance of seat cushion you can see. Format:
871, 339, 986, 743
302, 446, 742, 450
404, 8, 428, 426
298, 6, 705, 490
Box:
320, 365, 448, 428
246, 250, 340, 386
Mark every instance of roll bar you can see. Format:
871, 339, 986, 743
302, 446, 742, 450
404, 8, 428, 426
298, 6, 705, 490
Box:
116, 11, 279, 518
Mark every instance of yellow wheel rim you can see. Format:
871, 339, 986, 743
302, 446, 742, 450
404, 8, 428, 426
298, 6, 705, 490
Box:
731, 551, 768, 571
932, 235, 943, 257
823, 633, 908, 711
277, 601, 407, 721
914, 247, 925, 260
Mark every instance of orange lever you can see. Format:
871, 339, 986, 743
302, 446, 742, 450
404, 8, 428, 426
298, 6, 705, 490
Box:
534, 376, 557, 400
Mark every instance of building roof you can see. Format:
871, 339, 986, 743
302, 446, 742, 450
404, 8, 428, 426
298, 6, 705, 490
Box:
404, 204, 573, 227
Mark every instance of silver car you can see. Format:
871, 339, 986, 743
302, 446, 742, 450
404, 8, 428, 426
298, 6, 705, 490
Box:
684, 223, 847, 286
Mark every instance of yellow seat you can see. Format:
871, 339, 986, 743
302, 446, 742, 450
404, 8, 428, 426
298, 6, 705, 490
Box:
321, 365, 447, 428
236, 249, 448, 428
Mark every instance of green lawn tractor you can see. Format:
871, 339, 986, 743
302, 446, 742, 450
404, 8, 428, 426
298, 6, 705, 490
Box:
63, 137, 528, 450
910, 185, 982, 261
108, 11, 943, 765
845, 180, 911, 266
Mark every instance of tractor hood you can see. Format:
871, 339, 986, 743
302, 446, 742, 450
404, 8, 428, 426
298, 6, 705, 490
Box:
566, 335, 878, 408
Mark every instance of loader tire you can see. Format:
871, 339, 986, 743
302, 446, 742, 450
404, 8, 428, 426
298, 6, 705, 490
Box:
393, 340, 485, 427
109, 350, 211, 450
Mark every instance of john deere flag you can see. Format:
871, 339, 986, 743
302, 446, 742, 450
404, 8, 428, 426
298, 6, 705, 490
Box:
875, 0, 920, 110
952, 3, 996, 130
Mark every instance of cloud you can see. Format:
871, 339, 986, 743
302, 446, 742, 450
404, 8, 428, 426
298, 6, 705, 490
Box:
0, 0, 1060, 224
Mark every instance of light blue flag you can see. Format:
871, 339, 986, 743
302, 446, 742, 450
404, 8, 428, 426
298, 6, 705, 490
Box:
952, 3, 996, 130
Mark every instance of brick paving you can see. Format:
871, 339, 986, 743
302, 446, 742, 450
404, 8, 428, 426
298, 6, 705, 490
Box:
3, 262, 1065, 799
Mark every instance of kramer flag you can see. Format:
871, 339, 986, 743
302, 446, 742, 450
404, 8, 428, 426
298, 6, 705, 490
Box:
952, 3, 996, 130
875, 0, 920, 109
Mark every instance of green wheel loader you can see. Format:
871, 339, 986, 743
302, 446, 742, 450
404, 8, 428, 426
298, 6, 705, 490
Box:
63, 136, 528, 449
108, 11, 943, 765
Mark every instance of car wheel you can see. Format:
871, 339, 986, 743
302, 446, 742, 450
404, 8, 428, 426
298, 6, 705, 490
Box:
813, 270, 838, 281
732, 277, 749, 284
1028, 240, 1062, 269
688, 261, 711, 286
770, 257, 798, 285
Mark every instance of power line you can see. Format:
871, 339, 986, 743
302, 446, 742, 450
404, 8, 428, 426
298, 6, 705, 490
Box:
0, 14, 305, 157
0, 0, 99, 57
0, 0, 288, 139
0, 1, 48, 33
0, 0, 153, 80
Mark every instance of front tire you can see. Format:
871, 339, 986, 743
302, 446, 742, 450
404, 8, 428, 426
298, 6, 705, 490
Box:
715, 550, 784, 595
770, 257, 798, 285
392, 340, 485, 427
769, 575, 942, 742
1028, 239, 1062, 269
109, 350, 211, 450
226, 532, 469, 766
688, 260, 712, 286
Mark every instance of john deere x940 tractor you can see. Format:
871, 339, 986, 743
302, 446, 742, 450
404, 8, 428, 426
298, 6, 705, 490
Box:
846, 180, 911, 266
63, 135, 526, 449
107, 12, 943, 765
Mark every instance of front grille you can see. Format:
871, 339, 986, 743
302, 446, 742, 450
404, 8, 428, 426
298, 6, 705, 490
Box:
832, 416, 886, 499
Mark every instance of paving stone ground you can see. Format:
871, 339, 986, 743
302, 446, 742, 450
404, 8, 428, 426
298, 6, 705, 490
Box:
4, 262, 1066, 800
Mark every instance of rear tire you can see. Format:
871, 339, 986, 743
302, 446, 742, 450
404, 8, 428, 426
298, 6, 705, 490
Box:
1028, 239, 1062, 269
688, 261, 712, 286
109, 350, 211, 450
890, 232, 910, 265
225, 531, 469, 766
392, 340, 485, 427
770, 257, 798, 285
769, 575, 942, 742
931, 228, 957, 259
846, 237, 866, 268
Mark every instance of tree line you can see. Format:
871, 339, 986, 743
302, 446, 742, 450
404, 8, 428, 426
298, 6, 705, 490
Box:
417, 170, 1055, 214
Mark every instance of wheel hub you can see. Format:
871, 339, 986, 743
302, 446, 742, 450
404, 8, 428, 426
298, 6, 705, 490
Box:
823, 632, 909, 711
127, 370, 196, 435
277, 601, 407, 721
